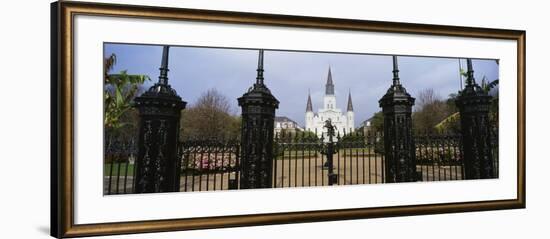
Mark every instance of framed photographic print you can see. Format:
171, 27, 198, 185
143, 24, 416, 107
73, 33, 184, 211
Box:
51, 1, 525, 238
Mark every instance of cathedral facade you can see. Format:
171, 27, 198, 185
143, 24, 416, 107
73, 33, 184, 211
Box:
305, 67, 355, 138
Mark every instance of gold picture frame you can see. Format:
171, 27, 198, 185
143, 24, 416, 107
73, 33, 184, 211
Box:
51, 1, 525, 237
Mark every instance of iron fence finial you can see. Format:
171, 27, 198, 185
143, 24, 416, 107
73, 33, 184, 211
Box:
158, 45, 170, 85
465, 58, 476, 86
256, 49, 264, 86
392, 55, 400, 86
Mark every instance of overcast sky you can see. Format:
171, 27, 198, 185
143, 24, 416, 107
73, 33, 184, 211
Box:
105, 43, 498, 127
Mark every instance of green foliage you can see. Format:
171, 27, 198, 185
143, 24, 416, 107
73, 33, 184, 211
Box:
104, 163, 134, 176
483, 79, 499, 126
361, 111, 384, 154
369, 111, 384, 133
446, 93, 459, 113
303, 130, 319, 139
228, 116, 242, 139
277, 130, 318, 141
104, 71, 149, 129
339, 132, 363, 142
434, 112, 461, 133
103, 54, 150, 137
273, 130, 320, 158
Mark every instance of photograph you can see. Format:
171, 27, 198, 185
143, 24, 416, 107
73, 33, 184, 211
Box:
0, 0, 541, 238
47, 1, 526, 237
103, 43, 500, 195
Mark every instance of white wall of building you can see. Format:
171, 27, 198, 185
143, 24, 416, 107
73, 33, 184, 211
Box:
306, 70, 355, 137
306, 96, 354, 137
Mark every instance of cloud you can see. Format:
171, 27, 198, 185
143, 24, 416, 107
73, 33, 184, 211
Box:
105, 43, 498, 128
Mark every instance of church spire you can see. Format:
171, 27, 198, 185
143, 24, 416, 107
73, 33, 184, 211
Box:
306, 89, 313, 112
325, 67, 335, 95
347, 90, 353, 112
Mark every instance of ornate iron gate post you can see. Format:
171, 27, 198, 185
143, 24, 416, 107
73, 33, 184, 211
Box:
379, 56, 417, 183
455, 59, 495, 179
133, 46, 186, 193
238, 50, 279, 189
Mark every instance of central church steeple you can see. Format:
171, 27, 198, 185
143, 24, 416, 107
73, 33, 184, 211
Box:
306, 67, 355, 137
325, 67, 335, 95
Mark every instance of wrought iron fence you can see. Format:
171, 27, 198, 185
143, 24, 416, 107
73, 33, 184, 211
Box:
103, 129, 499, 194
273, 131, 385, 188
104, 138, 137, 195
178, 138, 240, 192
490, 127, 499, 178
415, 133, 464, 181
273, 132, 323, 188
414, 128, 499, 181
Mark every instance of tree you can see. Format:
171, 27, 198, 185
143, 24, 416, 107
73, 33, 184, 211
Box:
340, 131, 363, 142
446, 93, 459, 113
430, 93, 461, 133
277, 130, 318, 141
369, 111, 384, 133
413, 88, 455, 133
299, 131, 319, 140
434, 112, 460, 133
104, 53, 150, 138
362, 111, 384, 154
416, 88, 439, 110
228, 115, 242, 139
481, 78, 499, 127
180, 88, 240, 140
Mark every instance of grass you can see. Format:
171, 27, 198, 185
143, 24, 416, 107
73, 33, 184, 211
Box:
104, 163, 135, 176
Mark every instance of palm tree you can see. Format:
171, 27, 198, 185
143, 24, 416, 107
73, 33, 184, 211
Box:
104, 53, 150, 136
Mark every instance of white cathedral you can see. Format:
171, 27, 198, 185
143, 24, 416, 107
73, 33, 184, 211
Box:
305, 67, 355, 138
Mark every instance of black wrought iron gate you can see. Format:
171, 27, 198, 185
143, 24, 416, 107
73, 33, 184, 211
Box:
273, 121, 387, 188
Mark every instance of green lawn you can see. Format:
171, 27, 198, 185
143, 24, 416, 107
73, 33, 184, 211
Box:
104, 163, 134, 176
